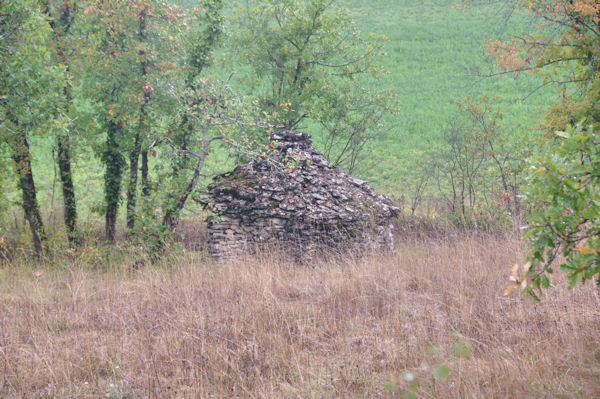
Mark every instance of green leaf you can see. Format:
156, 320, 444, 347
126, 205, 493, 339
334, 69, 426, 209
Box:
434, 365, 450, 380
453, 341, 472, 359
425, 345, 441, 355
383, 381, 398, 392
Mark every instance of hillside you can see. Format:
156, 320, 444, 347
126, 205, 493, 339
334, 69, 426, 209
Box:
335, 0, 553, 193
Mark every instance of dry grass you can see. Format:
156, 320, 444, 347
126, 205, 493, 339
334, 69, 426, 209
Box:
0, 235, 599, 398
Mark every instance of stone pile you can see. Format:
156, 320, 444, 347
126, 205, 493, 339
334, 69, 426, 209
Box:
203, 129, 400, 261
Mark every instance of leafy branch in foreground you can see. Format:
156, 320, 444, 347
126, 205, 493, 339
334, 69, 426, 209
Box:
507, 124, 600, 298
465, 0, 600, 295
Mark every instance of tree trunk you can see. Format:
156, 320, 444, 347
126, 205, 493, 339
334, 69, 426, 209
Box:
162, 160, 201, 231
42, 1, 80, 245
141, 149, 149, 197
163, 133, 213, 231
57, 133, 79, 245
12, 135, 46, 256
126, 132, 142, 231
163, 162, 191, 232
104, 121, 124, 243
125, 6, 150, 232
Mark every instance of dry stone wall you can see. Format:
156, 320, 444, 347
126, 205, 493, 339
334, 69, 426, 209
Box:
203, 130, 400, 261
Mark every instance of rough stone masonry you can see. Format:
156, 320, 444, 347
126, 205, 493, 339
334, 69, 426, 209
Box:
203, 129, 400, 261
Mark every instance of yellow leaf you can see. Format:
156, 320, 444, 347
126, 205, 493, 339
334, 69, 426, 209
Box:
504, 283, 518, 296
578, 246, 597, 255
555, 130, 568, 138
510, 263, 519, 281
522, 261, 531, 274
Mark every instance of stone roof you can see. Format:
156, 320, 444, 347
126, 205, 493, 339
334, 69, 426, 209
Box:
203, 129, 400, 260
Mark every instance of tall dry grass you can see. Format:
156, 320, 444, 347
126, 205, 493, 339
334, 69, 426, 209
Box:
0, 234, 599, 398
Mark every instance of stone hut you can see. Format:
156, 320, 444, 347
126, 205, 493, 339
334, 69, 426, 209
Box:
203, 129, 400, 260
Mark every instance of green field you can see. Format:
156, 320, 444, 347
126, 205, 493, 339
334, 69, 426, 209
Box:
335, 0, 553, 193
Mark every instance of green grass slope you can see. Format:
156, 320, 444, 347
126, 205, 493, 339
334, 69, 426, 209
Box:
333, 0, 553, 194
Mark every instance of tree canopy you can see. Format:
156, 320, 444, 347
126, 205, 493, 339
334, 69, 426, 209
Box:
231, 0, 397, 173
2, 0, 399, 254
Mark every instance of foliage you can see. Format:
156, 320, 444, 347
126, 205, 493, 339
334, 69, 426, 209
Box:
0, 0, 559, 251
75, 0, 199, 241
428, 95, 532, 230
484, 0, 600, 131
232, 0, 386, 125
481, 0, 600, 291
0, 1, 62, 128
383, 339, 473, 399
0, 0, 65, 255
231, 0, 397, 172
508, 124, 600, 297
158, 73, 264, 234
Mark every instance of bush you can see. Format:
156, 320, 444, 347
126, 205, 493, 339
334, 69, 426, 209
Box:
519, 124, 600, 296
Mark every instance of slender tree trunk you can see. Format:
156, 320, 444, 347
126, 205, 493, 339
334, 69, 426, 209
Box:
104, 121, 124, 243
126, 132, 142, 231
163, 133, 213, 231
42, 0, 80, 245
12, 134, 46, 256
125, 7, 149, 232
57, 133, 79, 245
163, 158, 202, 231
141, 149, 149, 197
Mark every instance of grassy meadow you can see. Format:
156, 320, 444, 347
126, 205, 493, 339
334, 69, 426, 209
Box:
1, 233, 599, 397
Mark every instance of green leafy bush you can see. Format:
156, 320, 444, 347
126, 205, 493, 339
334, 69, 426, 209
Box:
518, 124, 600, 297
